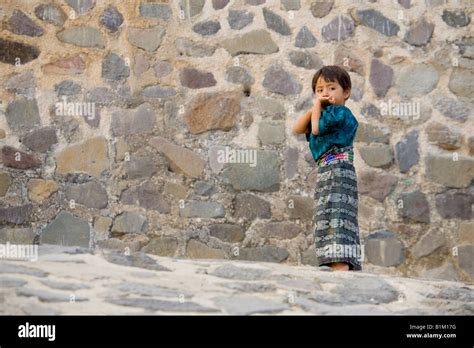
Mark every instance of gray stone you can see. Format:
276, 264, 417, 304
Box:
433, 97, 470, 123
263, 65, 302, 95
449, 68, 474, 99
366, 230, 405, 267
103, 251, 171, 272
0, 204, 33, 224
221, 29, 278, 56
228, 9, 254, 30
221, 151, 280, 192
256, 221, 303, 240
41, 211, 90, 248
246, 0, 265, 4
442, 9, 470, 28
425, 155, 474, 188
180, 67, 216, 89
34, 3, 67, 27
285, 147, 298, 179
322, 15, 355, 41
8, 10, 44, 37
398, 64, 439, 97
102, 52, 129, 81
210, 264, 270, 280
334, 47, 365, 76
193, 20, 221, 36
1, 146, 41, 170
286, 195, 314, 220
113, 282, 190, 298
263, 7, 291, 35
208, 224, 245, 243
295, 26, 317, 48
65, 181, 108, 209
258, 120, 286, 145
141, 237, 178, 257
225, 66, 255, 85
40, 279, 91, 291
107, 297, 218, 313
398, 190, 430, 223
281, 0, 300, 11
127, 26, 166, 52
175, 37, 217, 57
0, 227, 35, 244
301, 247, 318, 266
235, 246, 289, 263
358, 170, 397, 203
354, 9, 400, 36
310, 0, 333, 18
100, 6, 123, 32
55, 80, 81, 96
121, 181, 171, 213
139, 3, 172, 20
369, 59, 393, 98
425, 122, 461, 150
435, 191, 472, 220
5, 97, 41, 135
412, 228, 445, 259
5, 70, 36, 99
221, 282, 276, 293
360, 103, 381, 119
111, 103, 156, 136
395, 130, 419, 173
309, 277, 399, 305
57, 26, 105, 48
179, 0, 205, 18
0, 263, 48, 277
212, 296, 288, 314
397, 0, 411, 9
0, 172, 11, 196
233, 193, 271, 221
421, 263, 458, 281
193, 181, 216, 196
22, 127, 58, 153
17, 288, 88, 302
0, 38, 40, 65
289, 50, 323, 70
65, 0, 95, 15
85, 87, 116, 106
213, 0, 230, 10
151, 136, 206, 176
153, 61, 173, 78
180, 201, 225, 218
0, 277, 27, 288
125, 155, 156, 179
112, 212, 147, 235
404, 18, 434, 46
458, 245, 474, 280
141, 85, 176, 98
355, 122, 390, 144
359, 144, 393, 168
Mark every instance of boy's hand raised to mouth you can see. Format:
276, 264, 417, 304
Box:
314, 95, 335, 109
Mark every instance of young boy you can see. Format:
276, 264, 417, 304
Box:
292, 65, 361, 272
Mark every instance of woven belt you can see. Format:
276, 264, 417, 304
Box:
317, 147, 354, 167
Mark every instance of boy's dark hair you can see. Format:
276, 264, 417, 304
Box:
312, 65, 352, 100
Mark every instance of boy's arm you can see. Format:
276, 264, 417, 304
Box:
292, 109, 313, 135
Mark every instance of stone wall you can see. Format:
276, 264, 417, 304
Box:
0, 0, 472, 282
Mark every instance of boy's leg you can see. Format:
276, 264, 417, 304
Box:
330, 262, 350, 271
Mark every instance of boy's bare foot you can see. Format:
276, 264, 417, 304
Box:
330, 262, 350, 271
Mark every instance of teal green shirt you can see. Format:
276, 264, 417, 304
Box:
305, 105, 358, 162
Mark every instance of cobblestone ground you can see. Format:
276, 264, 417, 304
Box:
1, 245, 473, 315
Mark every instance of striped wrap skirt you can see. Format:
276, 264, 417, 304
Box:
313, 145, 362, 271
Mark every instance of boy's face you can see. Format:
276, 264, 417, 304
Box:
315, 77, 351, 106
